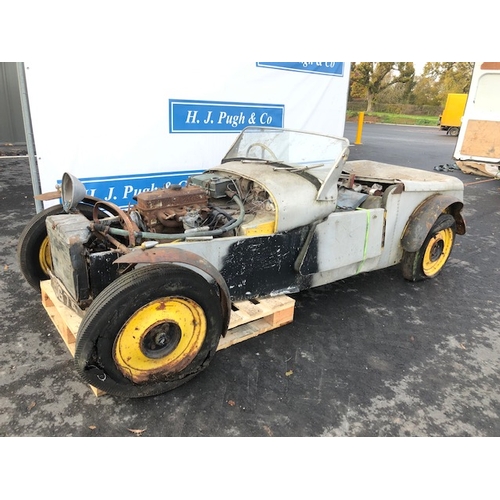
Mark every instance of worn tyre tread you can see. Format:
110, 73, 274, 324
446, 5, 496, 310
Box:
17, 204, 67, 290
74, 263, 226, 398
402, 213, 456, 282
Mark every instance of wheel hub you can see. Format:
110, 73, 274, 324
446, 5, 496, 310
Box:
39, 237, 52, 275
141, 322, 182, 359
423, 227, 454, 277
113, 296, 207, 384
429, 238, 445, 261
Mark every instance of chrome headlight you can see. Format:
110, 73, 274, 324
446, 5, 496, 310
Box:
61, 172, 86, 212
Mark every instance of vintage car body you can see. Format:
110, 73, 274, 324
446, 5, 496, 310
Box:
17, 127, 466, 398
154, 159, 464, 298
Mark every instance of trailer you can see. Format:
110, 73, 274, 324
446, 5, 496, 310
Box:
454, 62, 500, 178
438, 93, 467, 137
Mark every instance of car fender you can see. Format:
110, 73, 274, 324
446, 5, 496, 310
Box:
115, 247, 231, 336
401, 194, 466, 252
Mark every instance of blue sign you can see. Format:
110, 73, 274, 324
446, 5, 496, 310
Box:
169, 99, 285, 133
59, 170, 203, 209
257, 62, 344, 77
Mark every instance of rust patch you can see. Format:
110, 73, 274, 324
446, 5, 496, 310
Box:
116, 247, 231, 336
480, 62, 500, 70
122, 346, 201, 384
135, 185, 208, 232
34, 190, 60, 201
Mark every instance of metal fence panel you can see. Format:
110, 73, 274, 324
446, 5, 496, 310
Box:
0, 62, 26, 145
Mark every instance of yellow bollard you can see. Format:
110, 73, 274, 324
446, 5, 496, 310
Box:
355, 112, 364, 145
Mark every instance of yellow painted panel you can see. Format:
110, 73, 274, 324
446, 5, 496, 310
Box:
441, 93, 467, 127
240, 220, 276, 236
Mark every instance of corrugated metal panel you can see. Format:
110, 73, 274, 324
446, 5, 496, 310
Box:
0, 62, 26, 145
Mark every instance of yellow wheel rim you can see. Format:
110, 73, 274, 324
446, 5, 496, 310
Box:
114, 297, 206, 383
39, 237, 52, 275
422, 227, 454, 277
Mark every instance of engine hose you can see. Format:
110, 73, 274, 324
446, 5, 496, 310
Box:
92, 200, 140, 247
210, 205, 235, 224
96, 194, 246, 242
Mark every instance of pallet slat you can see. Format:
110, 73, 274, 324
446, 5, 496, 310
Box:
218, 295, 295, 350
39, 280, 295, 396
41, 281, 79, 354
40, 281, 104, 396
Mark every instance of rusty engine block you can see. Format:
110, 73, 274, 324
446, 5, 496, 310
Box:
134, 184, 209, 233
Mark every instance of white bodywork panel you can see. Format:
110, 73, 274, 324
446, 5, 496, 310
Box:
344, 160, 465, 194
313, 208, 384, 271
142, 157, 464, 297
208, 161, 339, 232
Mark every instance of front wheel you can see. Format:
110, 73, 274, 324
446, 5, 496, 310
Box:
74, 264, 228, 398
17, 202, 109, 291
401, 214, 456, 281
17, 205, 63, 290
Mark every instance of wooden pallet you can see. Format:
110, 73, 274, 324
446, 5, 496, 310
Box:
40, 280, 295, 396
218, 295, 295, 350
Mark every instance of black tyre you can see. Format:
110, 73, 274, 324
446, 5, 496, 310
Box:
17, 202, 102, 291
17, 205, 63, 290
74, 264, 227, 398
448, 127, 460, 137
402, 214, 456, 282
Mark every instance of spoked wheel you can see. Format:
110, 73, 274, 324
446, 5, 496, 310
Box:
74, 264, 229, 398
17, 202, 108, 291
402, 214, 456, 281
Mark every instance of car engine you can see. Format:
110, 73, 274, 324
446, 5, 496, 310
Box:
45, 172, 275, 310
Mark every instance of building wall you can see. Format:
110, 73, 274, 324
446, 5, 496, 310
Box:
0, 62, 25, 145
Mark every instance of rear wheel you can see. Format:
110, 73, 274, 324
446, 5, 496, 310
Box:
74, 264, 228, 398
402, 214, 456, 281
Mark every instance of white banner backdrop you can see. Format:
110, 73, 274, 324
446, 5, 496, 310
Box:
24, 61, 350, 207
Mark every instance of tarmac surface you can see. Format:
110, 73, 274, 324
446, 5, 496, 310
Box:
1, 123, 500, 438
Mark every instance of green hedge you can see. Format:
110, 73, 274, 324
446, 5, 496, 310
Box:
348, 101, 442, 116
